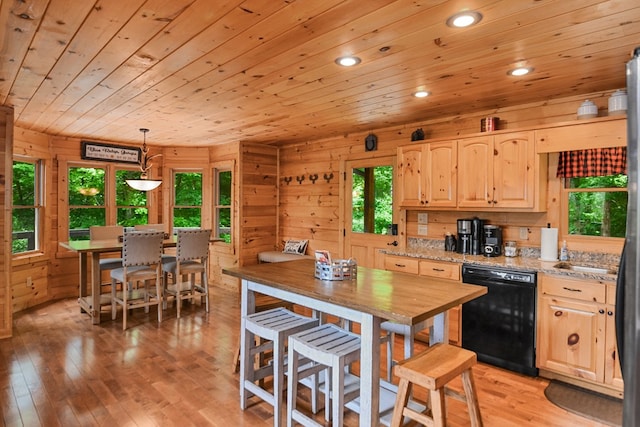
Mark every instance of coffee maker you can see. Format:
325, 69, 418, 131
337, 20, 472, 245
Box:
456, 219, 472, 254
483, 225, 503, 257
470, 217, 485, 255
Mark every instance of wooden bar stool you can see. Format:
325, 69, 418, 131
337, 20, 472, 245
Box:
391, 343, 483, 427
287, 323, 361, 427
242, 307, 319, 427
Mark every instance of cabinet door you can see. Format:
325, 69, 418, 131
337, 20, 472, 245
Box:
397, 145, 426, 207
493, 131, 535, 208
457, 136, 493, 208
604, 304, 624, 390
538, 295, 605, 382
425, 141, 457, 207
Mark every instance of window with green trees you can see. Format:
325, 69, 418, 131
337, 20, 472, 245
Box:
173, 171, 202, 228
12, 159, 43, 254
116, 169, 148, 226
214, 168, 232, 243
566, 174, 627, 237
68, 166, 106, 240
351, 165, 393, 234
68, 165, 150, 240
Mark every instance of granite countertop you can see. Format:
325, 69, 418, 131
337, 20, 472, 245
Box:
383, 240, 620, 283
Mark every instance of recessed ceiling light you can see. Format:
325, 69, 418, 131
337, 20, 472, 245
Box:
335, 56, 361, 67
414, 90, 430, 98
446, 11, 483, 28
508, 67, 534, 76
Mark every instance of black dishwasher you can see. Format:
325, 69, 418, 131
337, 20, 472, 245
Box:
461, 264, 538, 376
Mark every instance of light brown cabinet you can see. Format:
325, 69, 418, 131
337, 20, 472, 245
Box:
397, 130, 546, 211
457, 131, 544, 210
538, 274, 622, 393
396, 141, 456, 208
384, 255, 461, 345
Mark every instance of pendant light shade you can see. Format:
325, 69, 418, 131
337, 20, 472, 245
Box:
126, 128, 162, 191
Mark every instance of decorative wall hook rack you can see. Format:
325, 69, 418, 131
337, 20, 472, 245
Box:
324, 172, 334, 183
296, 175, 305, 184
283, 176, 293, 185
309, 173, 319, 184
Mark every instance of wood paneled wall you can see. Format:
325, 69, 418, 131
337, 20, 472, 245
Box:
278, 90, 625, 259
1, 106, 13, 338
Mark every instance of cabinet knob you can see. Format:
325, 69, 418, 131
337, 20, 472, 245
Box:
599, 309, 605, 314
567, 333, 580, 346
608, 310, 614, 316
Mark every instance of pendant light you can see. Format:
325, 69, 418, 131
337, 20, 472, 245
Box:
126, 128, 162, 191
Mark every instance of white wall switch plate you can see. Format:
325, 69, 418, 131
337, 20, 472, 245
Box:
418, 225, 428, 235
519, 227, 529, 240
417, 213, 428, 224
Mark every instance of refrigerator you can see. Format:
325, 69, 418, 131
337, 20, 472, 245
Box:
618, 46, 640, 426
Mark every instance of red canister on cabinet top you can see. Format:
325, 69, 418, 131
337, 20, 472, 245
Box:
480, 117, 499, 132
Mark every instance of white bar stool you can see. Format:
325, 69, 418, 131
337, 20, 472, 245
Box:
287, 323, 361, 427
242, 307, 319, 427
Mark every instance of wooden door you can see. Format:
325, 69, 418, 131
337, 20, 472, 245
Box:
538, 295, 605, 383
396, 145, 425, 207
457, 136, 493, 208
425, 141, 457, 208
344, 157, 397, 269
493, 131, 535, 208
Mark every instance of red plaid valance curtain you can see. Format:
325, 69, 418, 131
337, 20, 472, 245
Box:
556, 147, 627, 178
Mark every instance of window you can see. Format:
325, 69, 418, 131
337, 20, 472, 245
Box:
12, 159, 44, 254
214, 168, 232, 243
116, 169, 148, 226
351, 165, 393, 234
565, 174, 627, 237
173, 171, 202, 229
68, 166, 106, 241
558, 147, 627, 238
67, 164, 151, 240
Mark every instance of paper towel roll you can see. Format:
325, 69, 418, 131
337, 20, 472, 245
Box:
540, 227, 558, 261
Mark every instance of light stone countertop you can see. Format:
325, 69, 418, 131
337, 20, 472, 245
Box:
383, 244, 619, 283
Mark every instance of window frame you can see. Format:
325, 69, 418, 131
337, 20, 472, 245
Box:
560, 174, 627, 250
213, 163, 233, 244
64, 161, 153, 240
12, 156, 45, 256
171, 169, 204, 232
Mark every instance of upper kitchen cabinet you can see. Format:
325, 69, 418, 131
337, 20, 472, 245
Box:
457, 131, 547, 211
397, 141, 457, 208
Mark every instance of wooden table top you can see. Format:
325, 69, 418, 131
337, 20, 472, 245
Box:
223, 259, 487, 326
59, 236, 178, 253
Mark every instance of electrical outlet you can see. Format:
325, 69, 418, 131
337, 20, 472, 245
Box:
417, 213, 428, 224
519, 227, 529, 240
418, 225, 428, 235
26, 276, 33, 287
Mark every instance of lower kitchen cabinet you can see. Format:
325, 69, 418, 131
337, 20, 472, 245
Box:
538, 274, 622, 394
384, 255, 461, 345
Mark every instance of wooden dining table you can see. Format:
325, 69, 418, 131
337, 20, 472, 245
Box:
59, 235, 178, 325
223, 258, 487, 426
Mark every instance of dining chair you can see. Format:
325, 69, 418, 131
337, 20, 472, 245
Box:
110, 230, 164, 330
89, 225, 124, 306
134, 224, 174, 263
161, 228, 211, 318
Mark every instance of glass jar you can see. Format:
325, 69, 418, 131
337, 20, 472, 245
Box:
504, 241, 517, 257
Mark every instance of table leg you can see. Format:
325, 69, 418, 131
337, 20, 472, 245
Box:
239, 279, 256, 408
429, 311, 450, 345
359, 314, 381, 426
78, 253, 88, 313
90, 253, 101, 325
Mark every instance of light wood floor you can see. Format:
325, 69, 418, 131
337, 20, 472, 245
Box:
0, 287, 611, 427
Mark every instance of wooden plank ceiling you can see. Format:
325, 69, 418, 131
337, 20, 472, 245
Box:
1, 0, 639, 147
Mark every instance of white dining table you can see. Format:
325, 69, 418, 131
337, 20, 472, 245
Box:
223, 258, 487, 425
